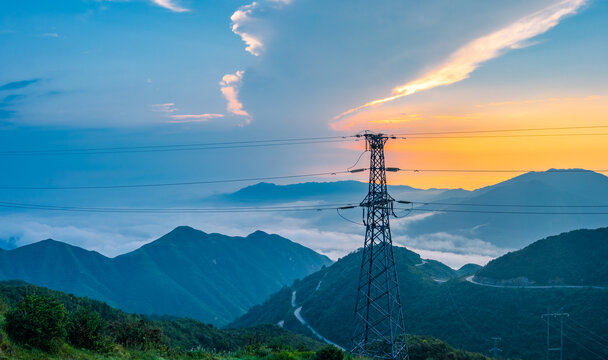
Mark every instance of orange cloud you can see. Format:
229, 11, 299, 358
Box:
333, 0, 586, 124
220, 71, 250, 120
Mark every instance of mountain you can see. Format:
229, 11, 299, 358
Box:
231, 229, 608, 359
406, 169, 608, 249
456, 263, 482, 277
207, 180, 470, 204
204, 170, 608, 254
475, 227, 608, 286
0, 226, 332, 326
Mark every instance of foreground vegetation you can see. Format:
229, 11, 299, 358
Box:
0, 281, 492, 359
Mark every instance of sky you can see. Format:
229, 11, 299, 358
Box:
0, 0, 607, 265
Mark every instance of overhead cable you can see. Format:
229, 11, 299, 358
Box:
0, 170, 359, 190
401, 208, 608, 215
0, 137, 358, 156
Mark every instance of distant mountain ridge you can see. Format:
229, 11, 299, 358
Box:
0, 226, 332, 326
206, 180, 470, 204
204, 170, 608, 252
403, 169, 608, 249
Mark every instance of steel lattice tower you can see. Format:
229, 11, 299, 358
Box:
542, 311, 569, 360
351, 132, 409, 360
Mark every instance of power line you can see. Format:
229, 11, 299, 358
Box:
409, 201, 608, 208
0, 170, 359, 190
391, 125, 608, 136
568, 318, 608, 346
0, 135, 353, 153
563, 333, 607, 360
395, 169, 608, 173
7, 167, 608, 191
0, 201, 356, 214
566, 324, 608, 351
7, 200, 607, 215
402, 208, 608, 215
336, 207, 364, 225
0, 138, 359, 156
395, 133, 608, 140
347, 149, 369, 171
5, 124, 608, 155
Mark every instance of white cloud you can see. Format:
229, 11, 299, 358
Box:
394, 232, 510, 258
151, 0, 189, 13
391, 212, 436, 230
150, 103, 178, 113
0, 216, 151, 257
169, 113, 224, 123
230, 0, 292, 56
263, 226, 363, 260
0, 206, 504, 268
407, 248, 494, 269
334, 0, 586, 121
219, 70, 250, 119
151, 103, 224, 123
231, 3, 264, 56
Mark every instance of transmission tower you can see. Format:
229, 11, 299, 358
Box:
351, 132, 409, 360
542, 310, 569, 360
489, 337, 502, 358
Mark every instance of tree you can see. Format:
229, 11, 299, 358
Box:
4, 294, 67, 351
314, 345, 344, 360
68, 306, 106, 350
109, 317, 163, 350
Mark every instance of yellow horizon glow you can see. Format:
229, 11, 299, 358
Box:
334, 95, 608, 190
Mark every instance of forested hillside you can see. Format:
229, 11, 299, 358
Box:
476, 227, 608, 286
232, 233, 608, 360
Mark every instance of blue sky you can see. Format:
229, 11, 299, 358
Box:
0, 0, 606, 264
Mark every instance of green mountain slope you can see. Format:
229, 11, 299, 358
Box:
0, 280, 326, 353
231, 231, 608, 360
0, 281, 492, 360
475, 227, 608, 286
0, 226, 332, 326
456, 264, 482, 277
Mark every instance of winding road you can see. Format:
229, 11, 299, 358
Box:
291, 291, 345, 350
466, 276, 608, 290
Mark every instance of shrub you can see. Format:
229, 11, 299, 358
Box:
0, 297, 8, 315
314, 346, 344, 360
272, 350, 296, 360
109, 317, 163, 350
4, 294, 67, 351
67, 306, 107, 351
